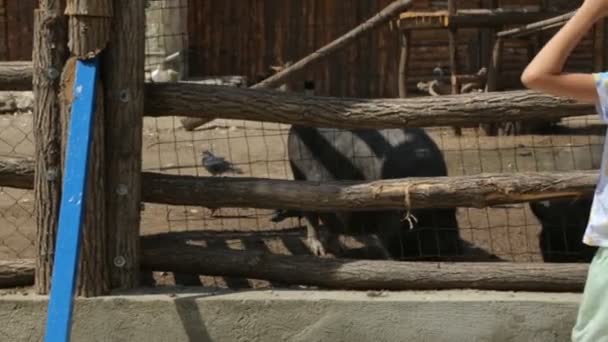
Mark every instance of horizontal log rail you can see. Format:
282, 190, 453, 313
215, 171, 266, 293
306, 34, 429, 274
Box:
0, 157, 597, 210
143, 85, 597, 129
0, 238, 589, 291
0, 62, 596, 129
0, 61, 33, 91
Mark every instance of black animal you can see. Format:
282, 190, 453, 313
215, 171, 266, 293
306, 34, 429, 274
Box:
287, 124, 463, 260
201, 150, 243, 176
529, 198, 597, 263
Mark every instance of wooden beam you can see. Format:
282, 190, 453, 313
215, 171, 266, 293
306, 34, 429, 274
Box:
103, 0, 145, 290
0, 247, 589, 292
496, 11, 576, 39
0, 61, 33, 90
0, 157, 597, 210
398, 31, 410, 98
397, 9, 566, 30
32, 0, 68, 296
0, 259, 35, 288
145, 85, 595, 129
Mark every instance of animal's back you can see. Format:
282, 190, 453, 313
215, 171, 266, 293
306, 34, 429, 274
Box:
287, 127, 448, 182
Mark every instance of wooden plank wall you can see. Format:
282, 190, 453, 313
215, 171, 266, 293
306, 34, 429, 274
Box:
0, 0, 37, 61
187, 0, 596, 98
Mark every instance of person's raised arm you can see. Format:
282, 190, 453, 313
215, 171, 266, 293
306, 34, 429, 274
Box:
521, 1, 608, 103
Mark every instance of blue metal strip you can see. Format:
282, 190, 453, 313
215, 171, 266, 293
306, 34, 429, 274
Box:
44, 57, 99, 342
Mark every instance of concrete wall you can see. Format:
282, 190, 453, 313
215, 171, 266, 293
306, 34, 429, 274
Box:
0, 289, 580, 342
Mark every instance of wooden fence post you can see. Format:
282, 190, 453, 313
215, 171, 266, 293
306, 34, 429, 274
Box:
33, 0, 68, 295
56, 0, 113, 296
103, 0, 145, 289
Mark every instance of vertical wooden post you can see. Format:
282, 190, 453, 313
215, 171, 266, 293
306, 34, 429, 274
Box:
594, 19, 606, 72
486, 38, 503, 92
104, 0, 145, 289
447, 0, 461, 135
33, 0, 68, 295
57, 0, 113, 296
479, 0, 498, 70
398, 31, 410, 98
481, 37, 503, 136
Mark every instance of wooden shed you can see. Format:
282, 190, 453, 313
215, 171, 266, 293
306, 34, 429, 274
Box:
187, 0, 597, 98
0, 0, 37, 61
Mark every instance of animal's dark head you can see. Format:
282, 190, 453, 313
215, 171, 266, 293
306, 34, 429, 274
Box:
202, 150, 213, 158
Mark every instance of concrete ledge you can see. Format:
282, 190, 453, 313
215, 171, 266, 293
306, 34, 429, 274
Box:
0, 289, 580, 342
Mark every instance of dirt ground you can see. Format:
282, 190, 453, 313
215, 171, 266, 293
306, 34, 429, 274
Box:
0, 112, 604, 268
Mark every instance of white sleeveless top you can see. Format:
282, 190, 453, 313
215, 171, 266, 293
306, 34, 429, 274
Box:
582, 72, 608, 246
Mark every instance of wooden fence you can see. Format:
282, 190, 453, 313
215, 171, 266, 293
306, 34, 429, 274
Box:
0, 0, 599, 295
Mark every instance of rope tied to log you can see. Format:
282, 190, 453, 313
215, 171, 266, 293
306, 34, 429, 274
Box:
401, 183, 418, 229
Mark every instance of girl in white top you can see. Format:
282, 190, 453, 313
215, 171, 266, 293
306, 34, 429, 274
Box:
522, 1, 608, 340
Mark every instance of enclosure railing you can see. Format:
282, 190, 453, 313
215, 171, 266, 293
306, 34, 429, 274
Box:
0, 0, 599, 298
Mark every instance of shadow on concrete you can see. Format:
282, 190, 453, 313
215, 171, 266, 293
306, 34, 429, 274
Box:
174, 294, 214, 342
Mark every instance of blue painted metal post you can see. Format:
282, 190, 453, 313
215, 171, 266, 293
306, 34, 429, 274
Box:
44, 57, 100, 342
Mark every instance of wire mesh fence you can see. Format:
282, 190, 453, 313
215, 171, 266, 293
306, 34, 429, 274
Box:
0, 0, 604, 283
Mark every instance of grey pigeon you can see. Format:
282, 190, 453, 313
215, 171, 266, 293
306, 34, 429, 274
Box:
432, 65, 445, 79
202, 150, 243, 176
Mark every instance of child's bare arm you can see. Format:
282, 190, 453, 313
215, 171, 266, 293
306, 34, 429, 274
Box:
521, 1, 608, 103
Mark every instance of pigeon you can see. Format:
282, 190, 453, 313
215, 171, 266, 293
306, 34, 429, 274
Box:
150, 62, 179, 83
432, 65, 445, 79
201, 150, 243, 176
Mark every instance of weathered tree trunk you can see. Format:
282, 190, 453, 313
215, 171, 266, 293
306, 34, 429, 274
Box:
0, 62, 33, 90
2, 65, 595, 128
141, 241, 588, 292
180, 0, 416, 131
103, 0, 145, 290
32, 1, 68, 295
56, 0, 113, 297
0, 246, 588, 292
147, 85, 595, 129
0, 157, 597, 210
59, 58, 110, 296
0, 259, 35, 288
140, 171, 597, 211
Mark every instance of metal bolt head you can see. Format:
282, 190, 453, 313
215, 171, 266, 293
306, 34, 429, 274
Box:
119, 90, 130, 103
113, 256, 126, 268
46, 168, 58, 181
116, 184, 128, 196
47, 67, 60, 80
75, 85, 83, 96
